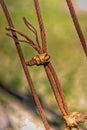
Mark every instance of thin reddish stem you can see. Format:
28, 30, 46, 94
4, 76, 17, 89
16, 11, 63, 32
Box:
34, 0, 47, 53
66, 0, 87, 56
48, 63, 71, 115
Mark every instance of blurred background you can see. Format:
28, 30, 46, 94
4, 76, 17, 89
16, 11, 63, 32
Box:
0, 0, 87, 129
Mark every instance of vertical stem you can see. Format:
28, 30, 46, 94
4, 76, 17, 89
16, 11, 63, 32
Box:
44, 64, 67, 116
66, 0, 87, 56
0, 0, 50, 129
48, 63, 71, 115
34, 0, 47, 53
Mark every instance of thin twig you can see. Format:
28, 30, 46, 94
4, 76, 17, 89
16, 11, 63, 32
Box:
66, 0, 87, 56
44, 64, 67, 116
23, 17, 40, 47
6, 26, 41, 53
34, 0, 47, 52
6, 33, 33, 44
48, 63, 71, 115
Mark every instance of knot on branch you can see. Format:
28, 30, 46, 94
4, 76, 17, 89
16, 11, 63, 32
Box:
34, 53, 50, 65
26, 53, 50, 66
64, 112, 81, 130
